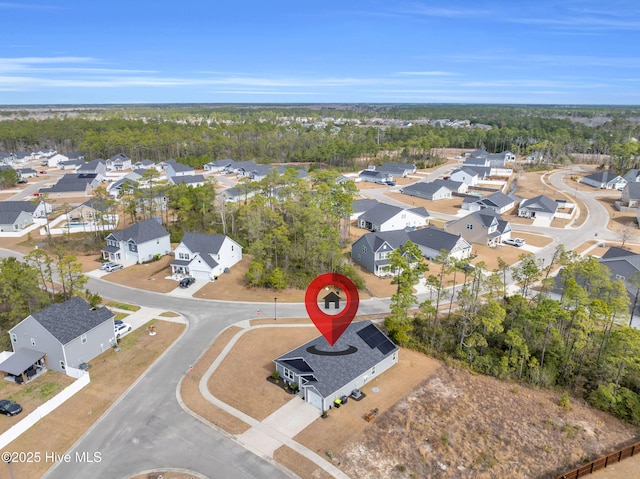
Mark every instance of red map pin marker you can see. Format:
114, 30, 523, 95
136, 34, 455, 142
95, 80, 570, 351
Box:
305, 273, 359, 346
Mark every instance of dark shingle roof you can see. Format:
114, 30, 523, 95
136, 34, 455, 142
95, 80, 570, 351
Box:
352, 198, 379, 214
625, 182, 640, 200
41, 173, 97, 193
407, 227, 466, 253
401, 182, 449, 197
274, 320, 397, 397
0, 211, 24, 224
109, 218, 169, 244
519, 194, 558, 214
168, 162, 194, 173
181, 232, 227, 256
109, 153, 131, 162
171, 174, 205, 184
464, 191, 514, 209
358, 203, 404, 224
584, 171, 623, 183
0, 201, 38, 214
30, 297, 114, 345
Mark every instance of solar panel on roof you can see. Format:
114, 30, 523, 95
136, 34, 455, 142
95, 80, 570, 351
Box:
378, 340, 396, 355
357, 324, 379, 343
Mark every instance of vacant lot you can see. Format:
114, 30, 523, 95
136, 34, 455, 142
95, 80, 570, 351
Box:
0, 319, 185, 479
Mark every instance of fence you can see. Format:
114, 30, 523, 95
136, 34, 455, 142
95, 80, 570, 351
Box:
556, 440, 640, 479
0, 371, 90, 450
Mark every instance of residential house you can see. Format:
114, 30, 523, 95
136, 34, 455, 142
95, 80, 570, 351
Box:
358, 170, 393, 183
58, 159, 85, 171
39, 173, 101, 197
351, 227, 471, 276
450, 167, 481, 186
518, 194, 559, 220
5, 297, 116, 377
12, 151, 33, 163
35, 149, 57, 160
400, 182, 452, 201
623, 169, 640, 184
101, 218, 171, 263
165, 159, 195, 178
445, 209, 512, 246
132, 159, 155, 170
375, 162, 417, 178
582, 171, 627, 190
68, 198, 113, 225
171, 232, 242, 280
0, 200, 50, 221
274, 321, 398, 412
466, 149, 515, 167
78, 159, 107, 178
66, 151, 85, 161
357, 203, 429, 232
223, 160, 257, 176
218, 186, 256, 203
0, 206, 33, 232
461, 191, 515, 214
168, 174, 206, 187
350, 198, 379, 220
0, 151, 13, 164
107, 172, 142, 198
44, 153, 69, 167
106, 153, 132, 171
620, 183, 640, 208
433, 178, 468, 194
16, 167, 37, 179
204, 159, 234, 172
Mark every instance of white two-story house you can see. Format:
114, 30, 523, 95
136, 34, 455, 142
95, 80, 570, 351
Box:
101, 219, 171, 264
171, 232, 242, 280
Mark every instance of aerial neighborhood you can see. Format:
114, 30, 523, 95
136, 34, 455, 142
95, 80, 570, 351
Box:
1, 106, 640, 479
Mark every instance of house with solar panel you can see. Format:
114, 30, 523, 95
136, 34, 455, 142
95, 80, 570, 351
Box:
273, 320, 398, 412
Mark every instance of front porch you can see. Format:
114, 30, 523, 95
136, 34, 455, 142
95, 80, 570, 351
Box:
0, 349, 48, 384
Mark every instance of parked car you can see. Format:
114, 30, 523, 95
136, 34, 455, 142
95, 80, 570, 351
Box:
179, 277, 196, 288
99, 261, 118, 271
115, 322, 132, 338
104, 263, 123, 272
385, 181, 396, 186
0, 399, 22, 416
17, 179, 28, 184
503, 238, 526, 247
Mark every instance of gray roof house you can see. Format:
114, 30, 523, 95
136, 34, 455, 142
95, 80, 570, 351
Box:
165, 160, 195, 178
168, 174, 206, 187
58, 159, 85, 170
5, 297, 116, 377
351, 227, 471, 276
106, 153, 132, 171
518, 194, 559, 220
78, 159, 107, 178
375, 162, 417, 178
621, 182, 640, 208
132, 159, 155, 170
0, 208, 33, 233
445, 209, 512, 246
582, 171, 627, 190
16, 167, 37, 179
39, 173, 101, 197
224, 160, 258, 176
462, 191, 515, 214
274, 320, 398, 412
358, 170, 393, 183
204, 158, 234, 172
102, 218, 171, 264
351, 198, 379, 219
623, 169, 640, 184
171, 232, 242, 280
400, 181, 452, 201
357, 203, 429, 232
450, 167, 482, 186
433, 178, 468, 194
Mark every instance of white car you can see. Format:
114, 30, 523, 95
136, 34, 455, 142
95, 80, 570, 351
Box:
104, 263, 124, 272
115, 322, 132, 338
99, 261, 117, 271
503, 238, 526, 247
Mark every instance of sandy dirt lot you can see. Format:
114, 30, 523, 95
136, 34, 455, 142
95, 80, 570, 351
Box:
337, 365, 640, 479
596, 196, 639, 234
0, 319, 185, 479
387, 191, 464, 216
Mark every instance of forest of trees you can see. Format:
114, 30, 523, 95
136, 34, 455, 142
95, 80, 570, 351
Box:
384, 244, 640, 426
1, 104, 639, 171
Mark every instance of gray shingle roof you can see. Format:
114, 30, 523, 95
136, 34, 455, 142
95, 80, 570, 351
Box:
465, 191, 514, 209
168, 161, 194, 173
358, 203, 404, 224
171, 174, 205, 184
109, 153, 131, 162
0, 211, 24, 224
625, 182, 640, 200
30, 297, 114, 345
41, 173, 97, 193
0, 201, 38, 214
401, 182, 449, 197
584, 171, 623, 183
519, 194, 558, 213
274, 320, 397, 397
407, 227, 465, 253
352, 198, 379, 214
432, 178, 464, 190
181, 232, 226, 256
108, 218, 169, 244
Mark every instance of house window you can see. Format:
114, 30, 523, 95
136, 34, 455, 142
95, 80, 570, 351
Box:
357, 254, 361, 261
128, 243, 138, 252
31, 338, 36, 346
616, 274, 625, 282
283, 368, 294, 381
81, 334, 87, 344
179, 253, 189, 260
371, 366, 376, 375
11, 333, 16, 343
362, 246, 367, 254
392, 352, 397, 361
59, 361, 66, 370
466, 224, 473, 230
231, 245, 234, 251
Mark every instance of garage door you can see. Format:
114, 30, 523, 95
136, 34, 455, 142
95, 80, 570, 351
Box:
306, 390, 323, 411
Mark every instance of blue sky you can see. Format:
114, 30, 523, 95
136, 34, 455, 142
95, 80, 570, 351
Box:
1, 1, 640, 105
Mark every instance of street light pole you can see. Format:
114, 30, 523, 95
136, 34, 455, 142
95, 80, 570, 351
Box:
274, 297, 277, 321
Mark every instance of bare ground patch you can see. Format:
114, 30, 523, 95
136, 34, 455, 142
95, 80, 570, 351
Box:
338, 365, 640, 479
386, 191, 464, 216
103, 255, 178, 293
273, 446, 333, 479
